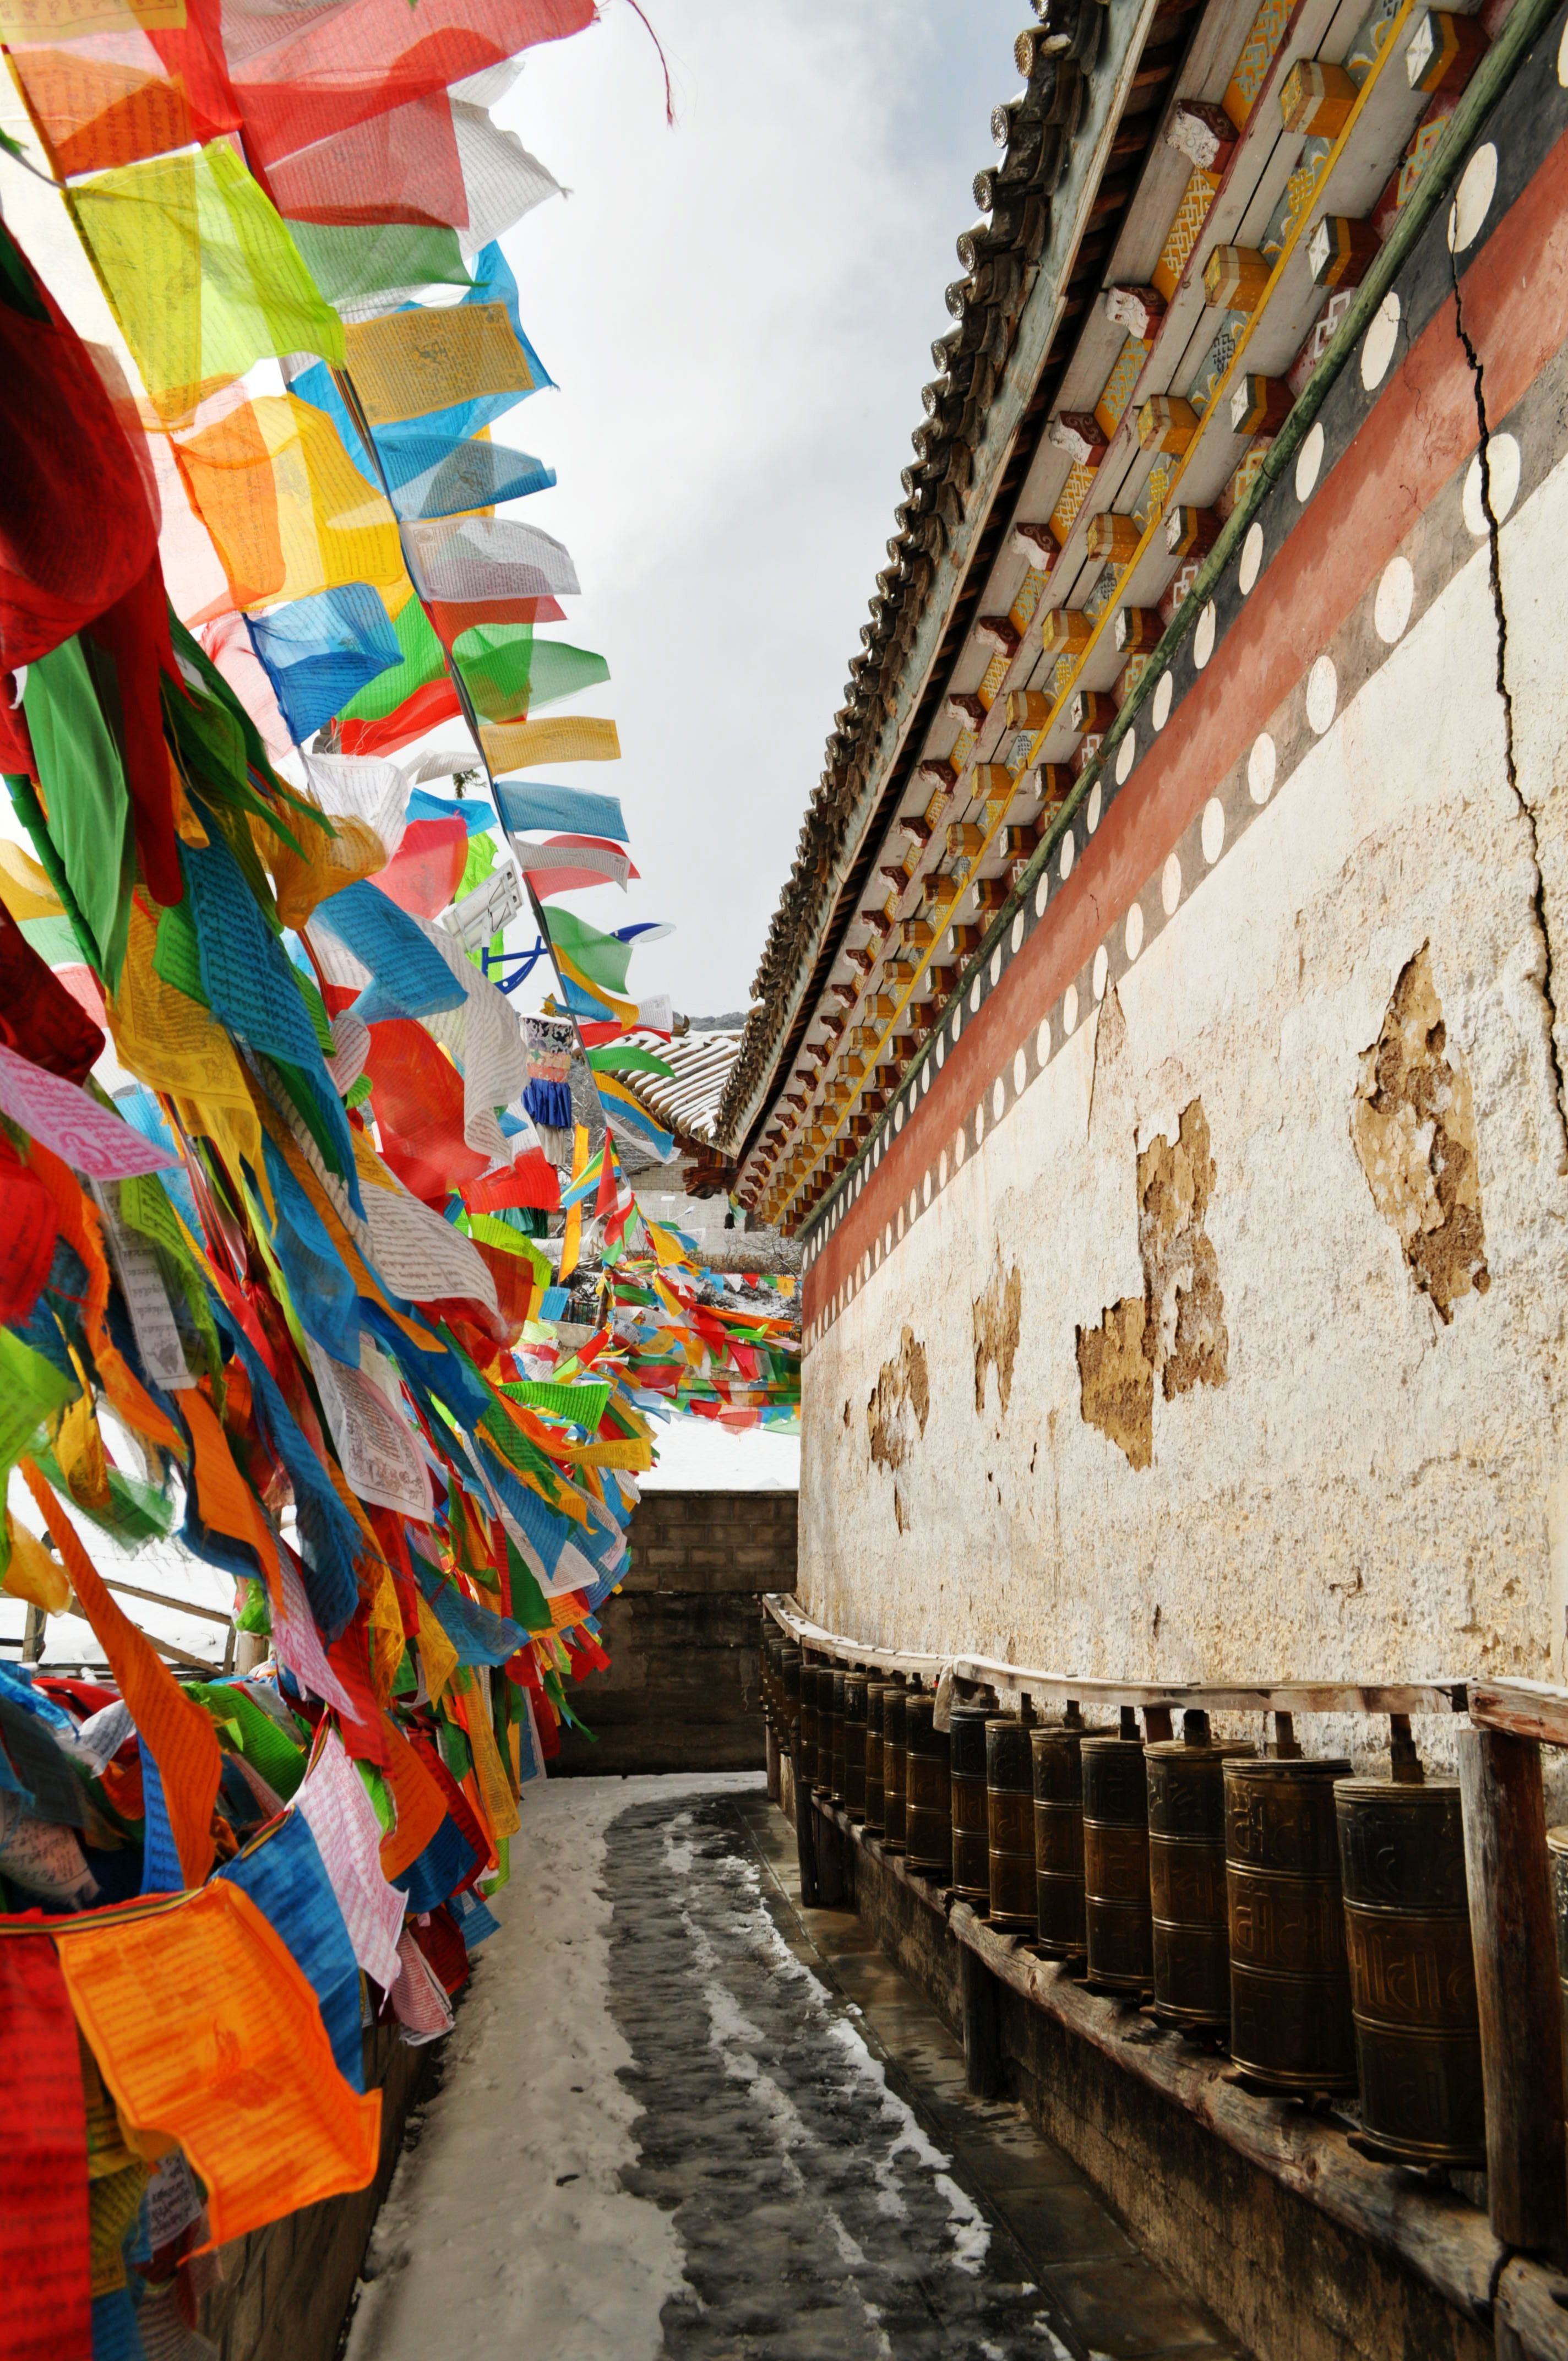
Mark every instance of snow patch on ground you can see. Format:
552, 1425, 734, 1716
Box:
345, 1773, 758, 2361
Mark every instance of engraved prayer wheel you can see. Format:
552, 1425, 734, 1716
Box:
797, 1663, 820, 1788
1547, 1826, 1568, 2109
842, 1672, 868, 1820
1336, 1779, 1484, 2166
1082, 1721, 1154, 1992
1031, 1711, 1110, 1957
986, 1713, 1038, 1932
1146, 1714, 1253, 2032
826, 1669, 846, 1804
903, 1693, 952, 1878
883, 1682, 909, 1850
1226, 1758, 1357, 2093
864, 1683, 888, 1834
781, 1646, 801, 1753
949, 1704, 994, 1906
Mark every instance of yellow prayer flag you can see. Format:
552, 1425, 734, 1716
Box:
479, 715, 621, 773
174, 395, 403, 613
343, 301, 536, 428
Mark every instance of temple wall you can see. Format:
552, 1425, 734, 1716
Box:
796, 109, 1568, 1714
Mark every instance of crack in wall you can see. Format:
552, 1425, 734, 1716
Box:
1451, 256, 1568, 1169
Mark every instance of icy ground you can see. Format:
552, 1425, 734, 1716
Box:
344, 1776, 1088, 2359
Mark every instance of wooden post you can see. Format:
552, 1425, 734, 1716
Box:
961, 1941, 1003, 2099
796, 1789, 821, 1910
1457, 1725, 1567, 2259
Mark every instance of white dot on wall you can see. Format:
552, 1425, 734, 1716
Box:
1194, 602, 1217, 669
1306, 655, 1337, 735
1125, 903, 1144, 962
954, 1128, 966, 1169
1035, 873, 1049, 918
1248, 733, 1277, 804
1087, 782, 1103, 834
1449, 144, 1497, 253
1093, 943, 1109, 999
952, 1007, 963, 1043
923, 1170, 933, 1206
874, 1140, 882, 1167
894, 1103, 905, 1134
854, 1172, 863, 1199
1153, 671, 1173, 730
974, 1102, 986, 1145
1014, 1047, 1027, 1094
1115, 731, 1136, 785
1060, 833, 1076, 883
896, 1208, 905, 1241
1361, 292, 1400, 391
1011, 912, 1025, 954
1063, 983, 1079, 1033
874, 1241, 881, 1269
1162, 851, 1182, 915
936, 1037, 946, 1070
990, 948, 1002, 987
1239, 521, 1265, 594
1463, 433, 1522, 536
970, 977, 982, 1014
993, 1076, 1006, 1120
1374, 554, 1414, 644
908, 1191, 918, 1226
1294, 423, 1324, 503
921, 1063, 932, 1096
1036, 1015, 1051, 1064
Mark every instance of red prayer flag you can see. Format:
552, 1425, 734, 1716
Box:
0, 1933, 93, 2361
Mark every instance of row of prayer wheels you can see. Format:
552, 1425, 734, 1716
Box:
758, 1629, 1489, 2171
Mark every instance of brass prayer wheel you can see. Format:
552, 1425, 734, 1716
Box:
1082, 1720, 1154, 1993
1225, 1758, 1356, 2093
1146, 1714, 1253, 2032
882, 1682, 909, 1850
842, 1672, 868, 1820
1336, 1778, 1484, 2167
1031, 1711, 1109, 1956
903, 1692, 952, 1878
949, 1703, 993, 1906
986, 1714, 1037, 1932
864, 1683, 887, 1834
826, 1669, 846, 1804
797, 1663, 820, 1788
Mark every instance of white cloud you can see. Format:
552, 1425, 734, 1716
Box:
493, 0, 1027, 1015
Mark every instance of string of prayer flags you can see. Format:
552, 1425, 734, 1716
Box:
173, 394, 405, 613
246, 585, 402, 747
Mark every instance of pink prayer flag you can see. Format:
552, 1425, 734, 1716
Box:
0, 1046, 177, 1177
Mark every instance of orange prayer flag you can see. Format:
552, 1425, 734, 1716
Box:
21, 1461, 220, 1889
179, 1388, 281, 1600
25, 1143, 183, 1455
54, 1882, 382, 2249
375, 1711, 448, 1881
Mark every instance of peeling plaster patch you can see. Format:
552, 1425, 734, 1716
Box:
867, 1326, 930, 1475
1076, 1300, 1153, 1471
1351, 944, 1489, 1324
972, 1256, 1023, 1422
1139, 1100, 1229, 1402
1078, 1098, 1227, 1470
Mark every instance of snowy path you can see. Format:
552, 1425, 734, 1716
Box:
345, 1776, 1236, 2361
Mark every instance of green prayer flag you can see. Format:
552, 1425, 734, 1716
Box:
544, 907, 633, 999
21, 638, 133, 987
452, 624, 609, 725
339, 594, 446, 722
286, 220, 471, 307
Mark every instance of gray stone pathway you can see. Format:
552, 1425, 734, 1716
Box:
607, 1789, 1242, 2360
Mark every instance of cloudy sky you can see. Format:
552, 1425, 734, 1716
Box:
492, 0, 1027, 1018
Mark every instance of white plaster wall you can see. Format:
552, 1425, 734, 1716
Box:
800, 446, 1568, 1707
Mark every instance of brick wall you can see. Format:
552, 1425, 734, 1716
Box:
553, 1490, 797, 1776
